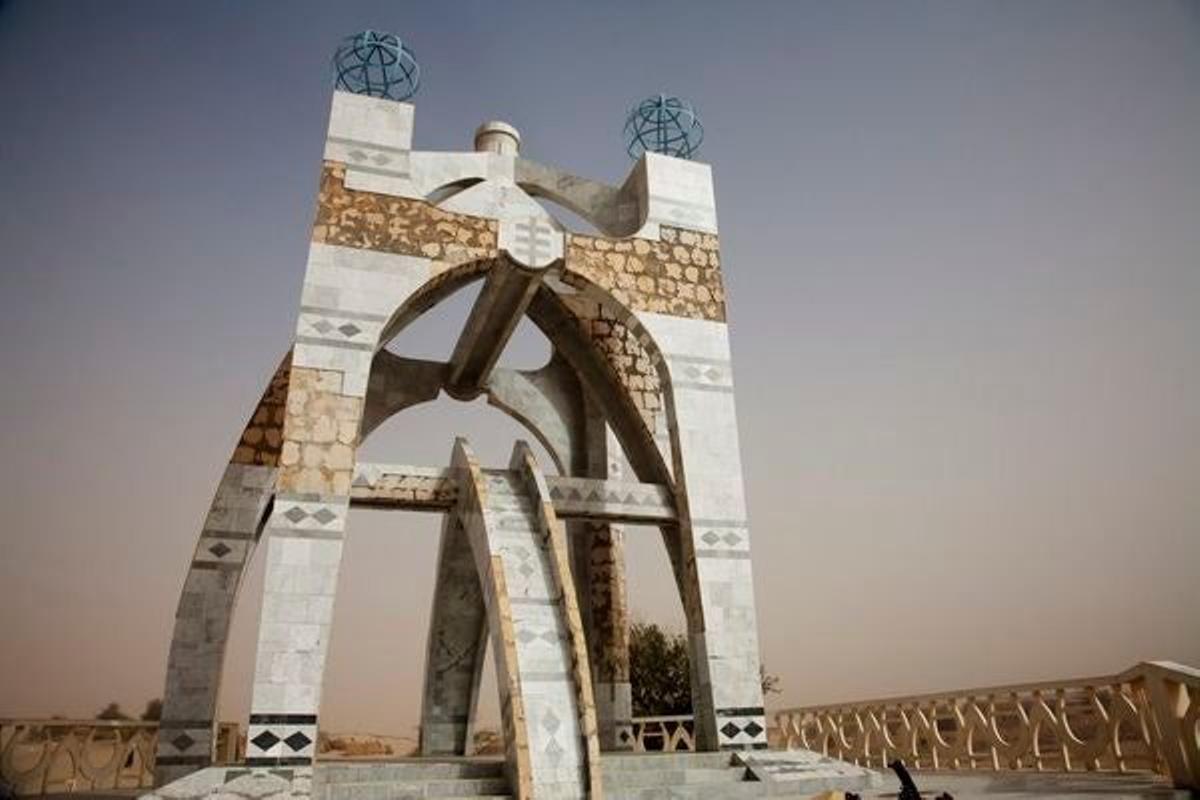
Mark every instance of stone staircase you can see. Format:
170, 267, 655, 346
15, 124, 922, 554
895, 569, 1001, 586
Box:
600, 752, 757, 799
601, 750, 883, 799
311, 749, 880, 799
317, 759, 512, 799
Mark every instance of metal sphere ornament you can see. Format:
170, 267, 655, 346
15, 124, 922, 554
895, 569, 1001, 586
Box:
623, 94, 704, 160
333, 30, 420, 101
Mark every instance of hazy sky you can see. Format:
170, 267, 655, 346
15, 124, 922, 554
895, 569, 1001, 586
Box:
1, 1, 1198, 736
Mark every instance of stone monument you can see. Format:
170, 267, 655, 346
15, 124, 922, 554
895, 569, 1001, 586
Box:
147, 31, 877, 800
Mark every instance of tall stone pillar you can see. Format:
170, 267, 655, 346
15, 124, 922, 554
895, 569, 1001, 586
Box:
580, 411, 634, 751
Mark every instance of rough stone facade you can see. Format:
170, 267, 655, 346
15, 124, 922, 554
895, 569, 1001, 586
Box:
565, 227, 725, 322
561, 295, 664, 439
276, 366, 364, 496
231, 355, 292, 467
314, 163, 496, 264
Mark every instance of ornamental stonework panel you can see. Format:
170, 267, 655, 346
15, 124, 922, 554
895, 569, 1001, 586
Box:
566, 227, 725, 322
313, 163, 498, 263
276, 366, 364, 496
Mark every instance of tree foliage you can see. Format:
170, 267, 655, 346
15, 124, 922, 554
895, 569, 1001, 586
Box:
141, 698, 163, 721
96, 702, 130, 721
629, 621, 782, 717
629, 621, 692, 716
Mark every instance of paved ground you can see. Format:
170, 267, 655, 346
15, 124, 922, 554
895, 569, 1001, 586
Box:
865, 770, 1191, 799
32, 769, 1192, 799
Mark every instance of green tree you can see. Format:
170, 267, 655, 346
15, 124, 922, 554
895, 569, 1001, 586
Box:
96, 702, 131, 721
629, 621, 692, 716
629, 621, 781, 716
141, 698, 163, 721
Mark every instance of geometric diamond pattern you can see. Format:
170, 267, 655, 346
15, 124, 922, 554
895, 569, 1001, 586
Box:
208, 542, 232, 558
171, 733, 196, 752
283, 731, 312, 752
250, 730, 280, 751
720, 722, 741, 739
337, 323, 361, 338
701, 531, 721, 546
743, 720, 764, 738
312, 508, 337, 525
283, 507, 308, 524
543, 736, 564, 766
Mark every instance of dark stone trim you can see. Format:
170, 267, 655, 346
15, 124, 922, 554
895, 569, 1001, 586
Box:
244, 756, 313, 767
154, 755, 211, 766
248, 713, 318, 725
201, 530, 257, 541
715, 706, 765, 717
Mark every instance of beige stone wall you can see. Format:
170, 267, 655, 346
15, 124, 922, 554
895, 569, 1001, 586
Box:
566, 226, 725, 322
276, 366, 364, 496
313, 163, 497, 263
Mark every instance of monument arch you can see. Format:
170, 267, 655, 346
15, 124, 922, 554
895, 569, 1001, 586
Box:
152, 76, 775, 800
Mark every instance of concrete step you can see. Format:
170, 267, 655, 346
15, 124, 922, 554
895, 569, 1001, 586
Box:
600, 751, 736, 771
602, 766, 749, 788
322, 777, 510, 799
320, 761, 504, 783
598, 752, 764, 800
606, 782, 768, 800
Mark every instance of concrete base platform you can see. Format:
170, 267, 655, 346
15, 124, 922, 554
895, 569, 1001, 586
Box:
140, 750, 879, 800
602, 751, 881, 798
139, 757, 1185, 799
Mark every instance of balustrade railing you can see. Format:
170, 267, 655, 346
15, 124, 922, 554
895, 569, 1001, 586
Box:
628, 715, 694, 753
6, 663, 1195, 793
775, 661, 1200, 790
0, 720, 240, 795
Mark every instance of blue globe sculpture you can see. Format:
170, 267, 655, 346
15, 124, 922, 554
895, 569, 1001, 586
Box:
333, 30, 420, 101
623, 94, 704, 160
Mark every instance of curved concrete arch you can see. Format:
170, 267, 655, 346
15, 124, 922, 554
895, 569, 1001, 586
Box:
155, 250, 729, 786
151, 84, 777, 800
153, 354, 292, 786
375, 258, 497, 352
514, 157, 643, 238
367, 254, 674, 490
425, 177, 485, 206
485, 354, 584, 477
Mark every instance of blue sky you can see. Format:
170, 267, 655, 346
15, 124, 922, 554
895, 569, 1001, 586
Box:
1, 0, 1197, 732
